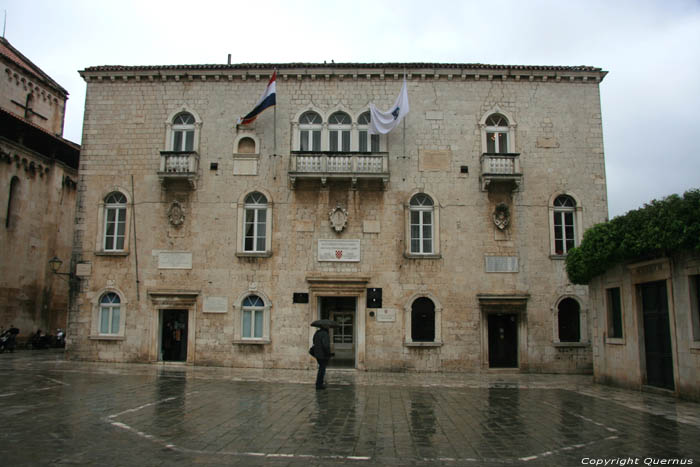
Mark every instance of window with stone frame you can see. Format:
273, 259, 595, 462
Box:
553, 195, 577, 255
299, 111, 322, 151
103, 192, 127, 251
328, 111, 351, 152
172, 112, 195, 151
358, 111, 380, 153
557, 297, 581, 342
243, 192, 268, 253
606, 287, 623, 339
99, 292, 121, 335
411, 297, 436, 342
484, 113, 510, 154
241, 295, 265, 339
409, 193, 434, 254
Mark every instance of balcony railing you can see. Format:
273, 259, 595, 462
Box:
158, 151, 199, 189
480, 153, 522, 191
289, 152, 389, 189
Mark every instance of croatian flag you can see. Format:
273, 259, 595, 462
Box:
237, 71, 277, 125
368, 77, 409, 135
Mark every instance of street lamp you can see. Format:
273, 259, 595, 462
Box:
49, 256, 69, 276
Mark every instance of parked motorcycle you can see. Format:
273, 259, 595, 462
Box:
0, 327, 19, 353
30, 330, 51, 350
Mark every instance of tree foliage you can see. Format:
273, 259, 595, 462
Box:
565, 189, 700, 284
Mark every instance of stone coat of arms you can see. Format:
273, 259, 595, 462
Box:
329, 205, 348, 233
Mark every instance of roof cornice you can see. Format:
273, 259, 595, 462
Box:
79, 62, 607, 83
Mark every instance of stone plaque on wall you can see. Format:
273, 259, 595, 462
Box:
157, 251, 193, 269
318, 239, 361, 262
203, 296, 228, 313
419, 149, 451, 172
485, 256, 519, 273
75, 263, 92, 277
233, 158, 258, 175
376, 308, 396, 322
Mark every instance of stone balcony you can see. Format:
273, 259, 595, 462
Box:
288, 152, 390, 189
158, 151, 199, 189
479, 153, 522, 191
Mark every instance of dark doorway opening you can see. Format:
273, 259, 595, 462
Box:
161, 309, 188, 362
320, 296, 355, 369
640, 281, 674, 390
488, 313, 518, 368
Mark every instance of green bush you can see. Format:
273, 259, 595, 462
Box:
565, 189, 700, 284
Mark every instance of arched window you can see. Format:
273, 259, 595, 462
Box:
485, 113, 510, 154
99, 292, 121, 335
328, 111, 351, 152
241, 295, 265, 339
553, 195, 576, 255
299, 111, 322, 151
409, 194, 434, 254
172, 112, 195, 151
6, 176, 19, 229
358, 111, 380, 153
103, 192, 127, 251
558, 298, 581, 342
244, 192, 268, 253
411, 297, 436, 342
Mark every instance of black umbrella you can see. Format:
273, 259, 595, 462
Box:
311, 319, 340, 328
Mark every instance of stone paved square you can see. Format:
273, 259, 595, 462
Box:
1, 351, 698, 466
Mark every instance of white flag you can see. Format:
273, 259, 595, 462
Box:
368, 78, 409, 135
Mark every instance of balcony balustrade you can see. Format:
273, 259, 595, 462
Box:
289, 152, 389, 189
158, 151, 199, 189
480, 153, 522, 191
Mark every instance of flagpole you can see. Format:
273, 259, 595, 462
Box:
403, 70, 407, 157
273, 69, 278, 156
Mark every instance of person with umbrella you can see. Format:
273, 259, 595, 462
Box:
310, 319, 336, 390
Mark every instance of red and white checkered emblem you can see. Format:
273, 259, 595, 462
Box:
335, 250, 343, 259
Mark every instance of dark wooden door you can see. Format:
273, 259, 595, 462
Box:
161, 309, 188, 362
640, 281, 674, 390
488, 314, 518, 368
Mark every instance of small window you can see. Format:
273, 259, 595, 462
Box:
606, 287, 623, 339
242, 295, 265, 339
103, 192, 127, 251
99, 293, 121, 335
5, 176, 19, 229
557, 298, 581, 342
485, 114, 509, 154
411, 297, 436, 342
299, 111, 322, 151
358, 111, 380, 152
553, 195, 577, 255
409, 194, 434, 254
172, 112, 195, 151
690, 275, 700, 342
244, 192, 268, 253
328, 111, 351, 152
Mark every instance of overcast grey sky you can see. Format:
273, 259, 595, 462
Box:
2, 0, 698, 218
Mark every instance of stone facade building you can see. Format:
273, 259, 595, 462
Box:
69, 62, 608, 372
589, 254, 700, 401
0, 37, 79, 339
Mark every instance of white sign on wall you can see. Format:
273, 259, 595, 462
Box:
203, 296, 228, 314
376, 308, 396, 322
157, 251, 193, 269
318, 239, 361, 262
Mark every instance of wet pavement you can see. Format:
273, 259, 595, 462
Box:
0, 350, 699, 466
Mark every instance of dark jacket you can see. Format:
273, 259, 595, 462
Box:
312, 328, 331, 360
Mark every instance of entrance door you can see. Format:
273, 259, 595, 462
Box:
320, 297, 355, 368
161, 309, 188, 362
488, 313, 518, 368
640, 281, 674, 390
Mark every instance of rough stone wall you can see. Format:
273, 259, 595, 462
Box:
1, 60, 67, 136
590, 255, 700, 401
0, 139, 77, 340
70, 67, 608, 372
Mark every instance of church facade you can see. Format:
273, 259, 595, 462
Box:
0, 37, 79, 340
68, 63, 607, 372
